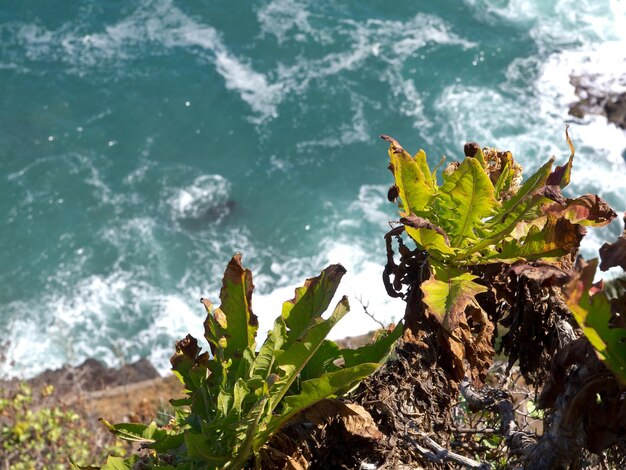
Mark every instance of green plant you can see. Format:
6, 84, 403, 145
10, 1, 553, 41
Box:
564, 216, 626, 384
0, 383, 127, 469
382, 132, 615, 381
91, 255, 401, 469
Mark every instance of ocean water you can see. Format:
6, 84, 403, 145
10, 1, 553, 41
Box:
2, 0, 626, 377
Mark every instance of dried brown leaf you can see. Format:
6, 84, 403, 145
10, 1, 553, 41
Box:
599, 213, 626, 271
544, 194, 617, 227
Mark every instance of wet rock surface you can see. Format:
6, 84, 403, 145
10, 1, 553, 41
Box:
569, 74, 626, 129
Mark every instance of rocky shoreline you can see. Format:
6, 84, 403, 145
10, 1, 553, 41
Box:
569, 73, 626, 130
0, 330, 377, 424
0, 358, 181, 423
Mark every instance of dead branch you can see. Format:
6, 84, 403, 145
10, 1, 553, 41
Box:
405, 424, 490, 469
459, 380, 537, 461
356, 297, 386, 329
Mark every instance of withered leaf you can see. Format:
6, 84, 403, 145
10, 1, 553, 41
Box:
387, 184, 399, 203
421, 272, 487, 333
509, 262, 570, 287
443, 305, 494, 385
400, 214, 450, 244
535, 185, 566, 204
175, 334, 200, 359
545, 125, 575, 188
599, 214, 626, 271
610, 295, 626, 329
544, 194, 617, 227
464, 142, 480, 158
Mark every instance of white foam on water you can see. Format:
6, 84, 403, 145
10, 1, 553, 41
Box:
344, 184, 390, 228
253, 240, 404, 347
168, 174, 231, 221
296, 94, 370, 150
2, 257, 217, 378
4, 0, 476, 127
257, 0, 331, 45
3, 270, 147, 378
272, 11, 475, 130
454, 0, 626, 257
148, 295, 207, 375
3, 0, 282, 122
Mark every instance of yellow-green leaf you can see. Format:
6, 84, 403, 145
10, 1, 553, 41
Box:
432, 157, 497, 245
382, 135, 434, 216
421, 271, 487, 332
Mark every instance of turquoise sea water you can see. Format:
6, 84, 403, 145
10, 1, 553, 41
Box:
2, 0, 626, 377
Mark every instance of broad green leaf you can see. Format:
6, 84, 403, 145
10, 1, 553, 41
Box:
383, 135, 434, 216
216, 389, 233, 417
232, 378, 251, 418
421, 272, 487, 332
185, 430, 229, 463
431, 157, 497, 244
256, 362, 380, 450
299, 339, 342, 382
148, 433, 185, 453
212, 254, 258, 361
269, 297, 350, 414
101, 456, 138, 470
282, 264, 346, 344
567, 267, 626, 384
341, 322, 403, 368
458, 157, 556, 261
99, 419, 163, 444
414, 149, 435, 190
250, 317, 286, 383
460, 198, 544, 261
484, 157, 554, 231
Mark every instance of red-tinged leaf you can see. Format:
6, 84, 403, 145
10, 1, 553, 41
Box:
215, 254, 259, 358
509, 262, 571, 287
420, 271, 487, 332
543, 194, 617, 227
546, 125, 575, 188
488, 215, 585, 262
282, 264, 346, 342
599, 214, 626, 271
565, 260, 626, 384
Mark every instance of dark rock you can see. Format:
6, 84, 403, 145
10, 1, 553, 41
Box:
569, 75, 626, 129
1, 358, 160, 399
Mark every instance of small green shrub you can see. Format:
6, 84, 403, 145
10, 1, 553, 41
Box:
0, 383, 127, 469
91, 255, 401, 469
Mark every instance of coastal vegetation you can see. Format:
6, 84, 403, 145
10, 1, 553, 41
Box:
3, 131, 626, 468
